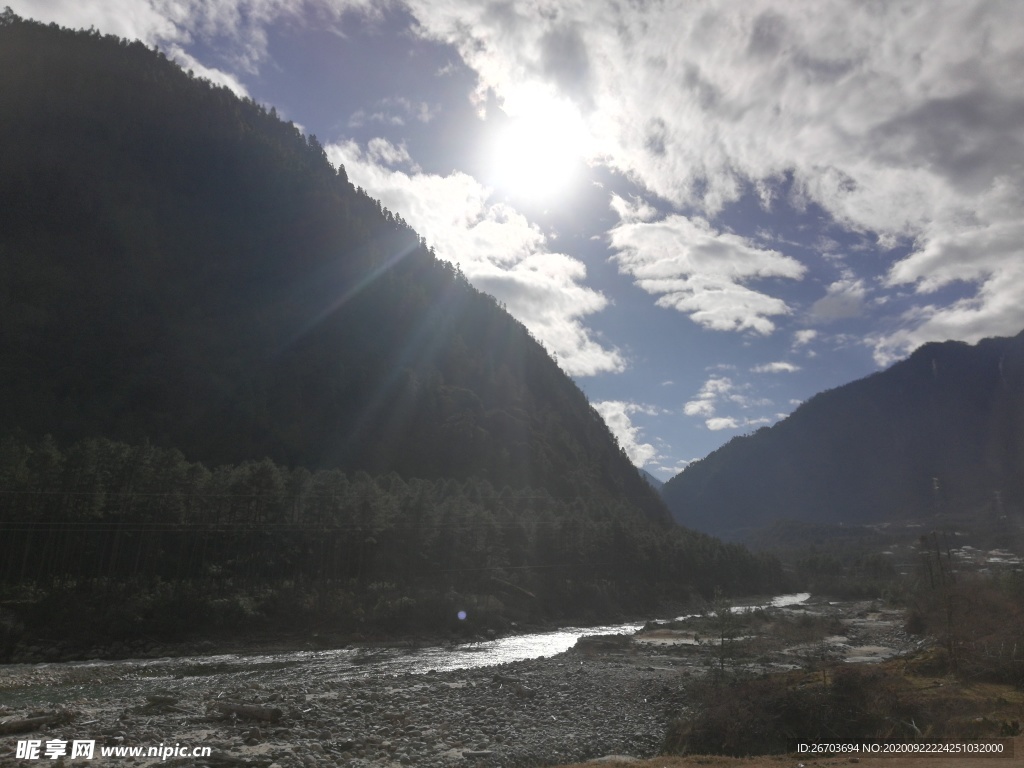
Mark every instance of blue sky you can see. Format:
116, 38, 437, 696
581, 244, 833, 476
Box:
14, 1, 1024, 480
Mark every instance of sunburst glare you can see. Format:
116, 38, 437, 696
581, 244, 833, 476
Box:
486, 93, 589, 204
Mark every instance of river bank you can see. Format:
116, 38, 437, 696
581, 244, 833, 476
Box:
0, 597, 927, 767
0, 642, 680, 767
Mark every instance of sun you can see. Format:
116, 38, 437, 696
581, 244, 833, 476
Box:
486, 95, 588, 203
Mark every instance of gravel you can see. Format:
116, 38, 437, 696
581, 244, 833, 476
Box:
0, 599, 922, 768
0, 650, 683, 767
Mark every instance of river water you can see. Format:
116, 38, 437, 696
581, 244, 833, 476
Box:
1, 594, 814, 710
16, 593, 811, 681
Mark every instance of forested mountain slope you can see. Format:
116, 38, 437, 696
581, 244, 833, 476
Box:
663, 330, 1024, 539
0, 11, 665, 522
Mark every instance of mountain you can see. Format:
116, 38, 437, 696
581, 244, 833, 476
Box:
0, 11, 667, 523
641, 469, 664, 491
663, 330, 1024, 539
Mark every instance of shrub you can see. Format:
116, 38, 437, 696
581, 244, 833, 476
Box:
665, 666, 925, 756
909, 573, 1024, 686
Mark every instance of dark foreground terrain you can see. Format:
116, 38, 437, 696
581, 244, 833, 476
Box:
0, 599, 932, 767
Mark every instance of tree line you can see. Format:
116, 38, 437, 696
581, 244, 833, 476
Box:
0, 434, 787, 649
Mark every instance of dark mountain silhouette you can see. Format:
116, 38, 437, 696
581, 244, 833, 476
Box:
0, 11, 667, 522
663, 330, 1024, 539
641, 469, 664, 491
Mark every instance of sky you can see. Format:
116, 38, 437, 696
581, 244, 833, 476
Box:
13, 0, 1024, 481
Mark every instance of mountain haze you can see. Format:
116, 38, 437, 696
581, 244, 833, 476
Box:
0, 11, 667, 522
663, 331, 1024, 539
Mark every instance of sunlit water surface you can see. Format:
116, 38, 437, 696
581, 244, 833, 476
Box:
4, 593, 812, 705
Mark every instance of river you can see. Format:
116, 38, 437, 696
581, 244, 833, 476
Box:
3, 592, 811, 690
10, 591, 908, 768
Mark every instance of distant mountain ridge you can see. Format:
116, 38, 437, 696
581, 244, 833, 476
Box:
641, 469, 664, 491
663, 330, 1024, 539
0, 11, 667, 522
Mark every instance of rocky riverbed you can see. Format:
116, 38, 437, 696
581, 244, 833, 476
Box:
0, 599, 921, 767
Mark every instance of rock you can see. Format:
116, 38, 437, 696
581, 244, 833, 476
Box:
145, 693, 179, 706
210, 701, 284, 722
0, 711, 73, 735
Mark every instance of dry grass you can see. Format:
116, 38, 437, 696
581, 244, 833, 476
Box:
560, 586, 1024, 768
551, 660, 1024, 768
664, 665, 929, 756
907, 573, 1024, 687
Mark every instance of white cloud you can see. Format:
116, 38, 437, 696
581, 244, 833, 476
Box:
31, 0, 1024, 364
707, 415, 771, 432
404, 0, 1024, 359
752, 361, 800, 374
327, 139, 625, 376
706, 417, 739, 431
349, 109, 401, 128
9, 0, 255, 94
683, 375, 733, 418
390, 97, 440, 124
683, 399, 715, 418
608, 208, 806, 334
809, 273, 867, 323
656, 457, 698, 477
366, 138, 420, 172
701, 377, 734, 395
685, 374, 776, 430
10, 0, 178, 44
873, 212, 1024, 363
10, 0, 379, 91
349, 97, 440, 128
728, 393, 773, 409
592, 401, 657, 467
166, 45, 250, 97
609, 193, 657, 223
793, 329, 818, 347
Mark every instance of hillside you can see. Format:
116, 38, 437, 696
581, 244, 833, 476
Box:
663, 330, 1024, 539
0, 11, 667, 522
0, 13, 795, 652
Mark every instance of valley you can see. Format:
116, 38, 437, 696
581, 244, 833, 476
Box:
0, 596, 942, 768
2, 8, 1024, 767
